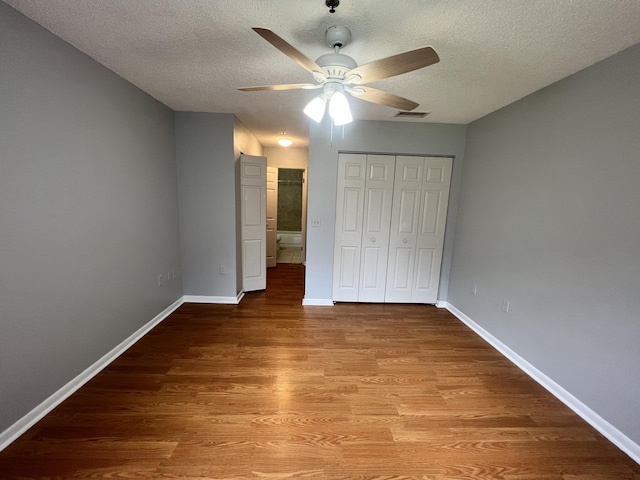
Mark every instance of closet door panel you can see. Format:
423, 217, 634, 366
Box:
397, 190, 420, 233
389, 246, 413, 289
414, 248, 435, 290
385, 156, 423, 303
358, 155, 395, 302
420, 190, 441, 235
411, 157, 452, 303
361, 247, 381, 288
337, 246, 359, 289
333, 154, 452, 305
333, 154, 366, 301
342, 188, 362, 231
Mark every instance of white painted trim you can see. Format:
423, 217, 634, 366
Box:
0, 297, 184, 452
444, 302, 640, 466
183, 292, 244, 304
302, 298, 334, 306
435, 300, 447, 308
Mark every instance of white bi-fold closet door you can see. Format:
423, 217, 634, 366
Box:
332, 153, 452, 304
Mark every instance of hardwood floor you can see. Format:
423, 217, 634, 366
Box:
1, 264, 638, 479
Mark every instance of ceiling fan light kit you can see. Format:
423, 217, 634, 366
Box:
304, 80, 353, 125
303, 96, 327, 123
277, 137, 293, 147
239, 25, 439, 128
328, 91, 352, 126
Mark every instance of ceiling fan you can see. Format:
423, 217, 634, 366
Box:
239, 26, 439, 125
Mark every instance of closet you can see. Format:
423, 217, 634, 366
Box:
332, 153, 452, 304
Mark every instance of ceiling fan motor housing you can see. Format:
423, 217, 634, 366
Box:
318, 26, 356, 79
316, 52, 357, 79
325, 25, 351, 48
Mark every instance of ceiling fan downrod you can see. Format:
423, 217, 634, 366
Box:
325, 0, 339, 13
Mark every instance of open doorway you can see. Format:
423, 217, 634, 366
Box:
276, 168, 305, 264
264, 146, 309, 271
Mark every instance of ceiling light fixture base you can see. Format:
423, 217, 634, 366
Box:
325, 0, 339, 14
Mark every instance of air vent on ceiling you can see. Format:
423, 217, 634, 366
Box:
395, 111, 429, 118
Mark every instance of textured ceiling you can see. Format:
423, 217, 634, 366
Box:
5, 0, 640, 148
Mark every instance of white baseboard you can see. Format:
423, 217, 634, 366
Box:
0, 297, 184, 452
435, 300, 447, 308
444, 302, 640, 465
302, 298, 334, 306
183, 292, 244, 304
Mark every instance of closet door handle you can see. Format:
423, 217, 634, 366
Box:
371, 237, 376, 243
403, 238, 408, 244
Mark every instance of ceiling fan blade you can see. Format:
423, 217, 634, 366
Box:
347, 46, 439, 84
239, 83, 318, 92
352, 86, 420, 111
253, 28, 327, 78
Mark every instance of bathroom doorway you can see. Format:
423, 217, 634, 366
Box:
276, 168, 305, 265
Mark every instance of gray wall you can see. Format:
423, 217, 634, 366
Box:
305, 120, 467, 302
448, 43, 640, 444
175, 113, 263, 299
0, 3, 182, 434
264, 147, 309, 169
175, 112, 237, 298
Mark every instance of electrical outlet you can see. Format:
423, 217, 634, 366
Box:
501, 299, 510, 313
157, 274, 164, 287
219, 265, 227, 275
311, 217, 321, 227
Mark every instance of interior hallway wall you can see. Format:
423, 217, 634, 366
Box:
264, 147, 309, 169
176, 113, 237, 298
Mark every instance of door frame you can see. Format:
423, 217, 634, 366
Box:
266, 166, 278, 268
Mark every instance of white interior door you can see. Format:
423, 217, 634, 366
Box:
333, 154, 452, 304
385, 156, 424, 303
240, 154, 267, 292
358, 155, 395, 302
301, 169, 308, 265
385, 156, 452, 303
411, 157, 452, 303
266, 166, 278, 268
332, 154, 366, 301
